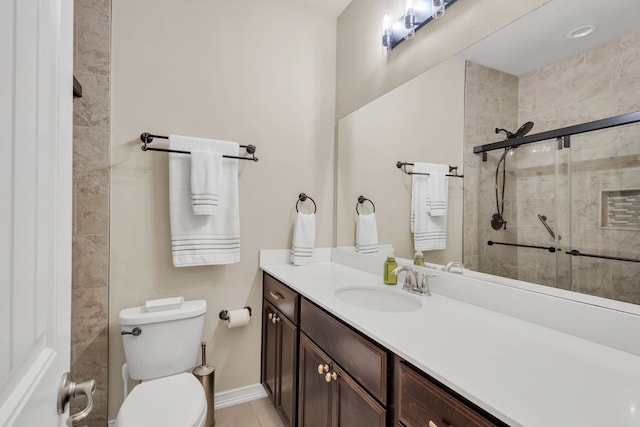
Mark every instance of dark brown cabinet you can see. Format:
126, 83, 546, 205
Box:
262, 274, 300, 427
395, 358, 507, 427
298, 333, 386, 427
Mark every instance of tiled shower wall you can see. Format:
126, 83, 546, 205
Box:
463, 61, 519, 273
465, 32, 640, 305
517, 31, 640, 303
72, 0, 111, 425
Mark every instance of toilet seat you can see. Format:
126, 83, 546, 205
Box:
116, 372, 207, 427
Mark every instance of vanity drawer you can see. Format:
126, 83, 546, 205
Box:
398, 361, 501, 427
264, 273, 299, 324
300, 298, 388, 404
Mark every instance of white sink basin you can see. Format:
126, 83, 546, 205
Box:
334, 286, 423, 312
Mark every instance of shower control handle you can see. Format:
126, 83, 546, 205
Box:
121, 327, 142, 336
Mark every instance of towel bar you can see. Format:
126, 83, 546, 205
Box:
140, 132, 259, 162
396, 161, 463, 178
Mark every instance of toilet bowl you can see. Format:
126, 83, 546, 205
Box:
116, 373, 207, 427
116, 298, 207, 427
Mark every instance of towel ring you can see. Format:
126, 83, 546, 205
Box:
356, 195, 375, 215
296, 193, 317, 213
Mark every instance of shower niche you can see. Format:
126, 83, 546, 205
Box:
475, 114, 640, 305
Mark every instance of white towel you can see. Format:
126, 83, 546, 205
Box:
291, 212, 315, 266
190, 149, 222, 216
426, 164, 449, 217
169, 135, 240, 267
356, 213, 379, 254
411, 163, 449, 251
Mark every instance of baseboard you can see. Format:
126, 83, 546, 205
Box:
107, 383, 267, 425
213, 383, 268, 409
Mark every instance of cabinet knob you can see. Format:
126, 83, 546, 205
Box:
317, 364, 329, 375
271, 314, 279, 324
325, 372, 337, 383
268, 313, 273, 320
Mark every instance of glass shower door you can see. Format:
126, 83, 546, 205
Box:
567, 122, 640, 304
477, 137, 564, 288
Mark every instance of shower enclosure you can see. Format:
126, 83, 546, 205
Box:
474, 112, 640, 305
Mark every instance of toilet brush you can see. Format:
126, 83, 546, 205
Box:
193, 342, 215, 427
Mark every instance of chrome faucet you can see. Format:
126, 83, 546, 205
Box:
391, 266, 431, 296
444, 261, 465, 273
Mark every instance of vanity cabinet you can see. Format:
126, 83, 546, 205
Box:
262, 273, 300, 427
262, 272, 507, 427
298, 333, 386, 427
395, 358, 507, 427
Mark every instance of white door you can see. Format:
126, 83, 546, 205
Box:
0, 0, 76, 426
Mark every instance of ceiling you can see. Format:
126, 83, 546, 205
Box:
288, 0, 353, 17
457, 0, 640, 76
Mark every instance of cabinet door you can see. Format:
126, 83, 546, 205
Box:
332, 364, 386, 427
398, 361, 501, 427
262, 302, 278, 400
298, 334, 331, 427
277, 313, 298, 427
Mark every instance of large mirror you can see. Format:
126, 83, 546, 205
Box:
336, 0, 640, 305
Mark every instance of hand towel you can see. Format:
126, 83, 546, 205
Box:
411, 162, 448, 251
356, 213, 379, 254
169, 135, 240, 267
426, 164, 449, 217
291, 212, 315, 266
190, 149, 222, 216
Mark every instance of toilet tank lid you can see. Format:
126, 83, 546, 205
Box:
119, 299, 207, 325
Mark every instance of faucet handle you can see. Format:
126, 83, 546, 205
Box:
419, 272, 432, 296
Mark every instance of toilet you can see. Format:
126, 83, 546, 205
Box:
116, 297, 208, 427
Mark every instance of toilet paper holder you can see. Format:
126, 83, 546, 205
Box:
218, 306, 252, 321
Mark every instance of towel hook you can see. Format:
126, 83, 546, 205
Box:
355, 195, 375, 215
296, 193, 317, 214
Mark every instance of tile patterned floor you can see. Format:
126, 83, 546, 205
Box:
214, 398, 285, 427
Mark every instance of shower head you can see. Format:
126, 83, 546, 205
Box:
516, 121, 534, 138
495, 121, 535, 140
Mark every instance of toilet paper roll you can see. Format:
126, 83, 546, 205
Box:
226, 308, 251, 328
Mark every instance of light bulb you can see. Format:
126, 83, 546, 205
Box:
432, 0, 445, 19
382, 12, 392, 54
404, 0, 416, 39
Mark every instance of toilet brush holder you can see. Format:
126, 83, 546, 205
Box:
192, 342, 215, 427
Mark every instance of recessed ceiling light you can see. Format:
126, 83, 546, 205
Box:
567, 24, 597, 39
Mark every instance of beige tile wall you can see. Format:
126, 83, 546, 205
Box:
72, 0, 111, 425
463, 61, 519, 274
465, 32, 640, 305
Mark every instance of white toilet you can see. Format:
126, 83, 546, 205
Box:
116, 297, 208, 427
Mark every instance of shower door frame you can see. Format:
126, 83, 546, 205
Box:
473, 111, 640, 160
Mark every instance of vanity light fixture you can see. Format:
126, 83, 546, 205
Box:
382, 0, 457, 54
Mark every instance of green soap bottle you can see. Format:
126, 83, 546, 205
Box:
383, 249, 398, 285
413, 251, 425, 266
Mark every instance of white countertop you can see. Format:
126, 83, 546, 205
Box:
260, 250, 640, 427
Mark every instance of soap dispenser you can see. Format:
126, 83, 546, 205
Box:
413, 251, 425, 266
383, 249, 398, 285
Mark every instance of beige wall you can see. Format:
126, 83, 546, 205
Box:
336, 57, 465, 262
336, 0, 550, 119
109, 0, 336, 419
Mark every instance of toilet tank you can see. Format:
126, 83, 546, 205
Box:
119, 298, 207, 381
